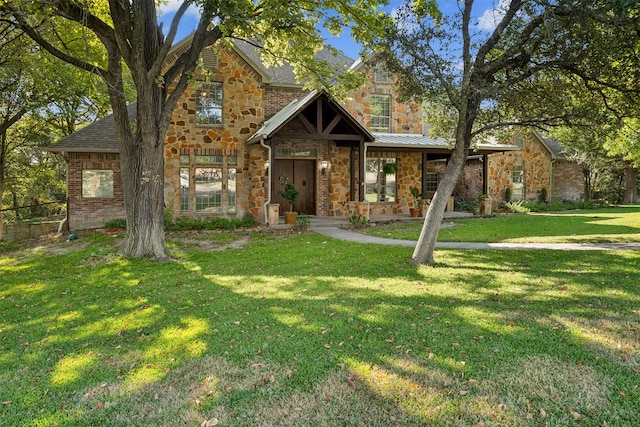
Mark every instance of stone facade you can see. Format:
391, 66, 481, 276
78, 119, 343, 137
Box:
164, 46, 264, 219
55, 41, 586, 231
67, 153, 125, 230
344, 68, 422, 134
488, 133, 553, 203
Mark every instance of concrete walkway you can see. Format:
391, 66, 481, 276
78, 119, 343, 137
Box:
308, 216, 640, 251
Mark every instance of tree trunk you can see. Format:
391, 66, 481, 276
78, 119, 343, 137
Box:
113, 80, 168, 259
0, 134, 5, 241
413, 124, 470, 265
623, 166, 638, 204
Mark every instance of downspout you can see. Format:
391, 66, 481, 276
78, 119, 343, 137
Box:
259, 138, 272, 224
549, 158, 555, 202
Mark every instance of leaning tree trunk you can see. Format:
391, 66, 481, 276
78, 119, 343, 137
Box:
623, 166, 638, 204
412, 127, 470, 265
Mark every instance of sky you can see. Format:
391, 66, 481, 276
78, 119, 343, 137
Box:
157, 0, 505, 60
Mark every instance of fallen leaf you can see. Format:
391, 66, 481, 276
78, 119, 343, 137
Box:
96, 401, 104, 409
324, 343, 332, 349
347, 377, 356, 389
571, 411, 581, 421
459, 390, 468, 396
526, 413, 533, 419
539, 408, 547, 418
201, 418, 219, 427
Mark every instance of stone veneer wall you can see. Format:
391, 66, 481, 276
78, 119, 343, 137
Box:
164, 46, 264, 219
67, 153, 125, 230
328, 145, 359, 216
344, 68, 422, 134
488, 134, 552, 203
552, 160, 584, 201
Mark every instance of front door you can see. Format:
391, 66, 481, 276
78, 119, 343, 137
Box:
273, 159, 315, 215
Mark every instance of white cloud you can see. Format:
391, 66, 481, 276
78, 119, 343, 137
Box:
477, 0, 509, 32
157, 0, 200, 19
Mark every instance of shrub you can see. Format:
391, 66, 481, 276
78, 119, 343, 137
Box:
504, 187, 512, 203
538, 188, 548, 204
165, 216, 254, 231
505, 200, 531, 213
104, 218, 126, 229
295, 213, 310, 229
349, 213, 368, 225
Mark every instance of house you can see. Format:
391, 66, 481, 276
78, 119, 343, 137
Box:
486, 132, 584, 203
47, 38, 578, 231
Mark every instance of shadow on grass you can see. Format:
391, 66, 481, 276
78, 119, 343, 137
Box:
0, 232, 638, 425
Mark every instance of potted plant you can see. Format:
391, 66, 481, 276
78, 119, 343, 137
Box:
278, 182, 300, 224
409, 186, 422, 217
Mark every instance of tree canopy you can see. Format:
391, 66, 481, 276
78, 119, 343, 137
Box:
373, 0, 640, 264
1, 0, 388, 258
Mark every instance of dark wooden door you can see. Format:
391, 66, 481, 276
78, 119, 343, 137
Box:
273, 159, 315, 215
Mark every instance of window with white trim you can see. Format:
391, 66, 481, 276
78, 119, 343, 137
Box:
373, 66, 390, 84
196, 82, 223, 126
82, 170, 114, 198
370, 94, 391, 132
512, 170, 524, 201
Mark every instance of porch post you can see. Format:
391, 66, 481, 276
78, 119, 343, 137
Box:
421, 152, 428, 194
359, 139, 366, 202
483, 154, 489, 195
350, 147, 356, 201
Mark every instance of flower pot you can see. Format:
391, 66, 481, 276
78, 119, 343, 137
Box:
409, 207, 421, 218
285, 211, 298, 224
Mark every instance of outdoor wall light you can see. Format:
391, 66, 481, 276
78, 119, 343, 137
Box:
321, 160, 329, 175
264, 161, 270, 170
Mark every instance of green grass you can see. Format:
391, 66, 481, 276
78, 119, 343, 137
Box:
1, 228, 639, 426
366, 205, 640, 243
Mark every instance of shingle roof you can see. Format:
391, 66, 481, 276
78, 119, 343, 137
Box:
537, 134, 572, 160
233, 39, 355, 86
45, 104, 136, 153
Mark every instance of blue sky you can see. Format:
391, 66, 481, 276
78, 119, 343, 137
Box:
158, 0, 504, 60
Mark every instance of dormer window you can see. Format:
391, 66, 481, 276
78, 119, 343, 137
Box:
373, 66, 390, 84
196, 82, 223, 126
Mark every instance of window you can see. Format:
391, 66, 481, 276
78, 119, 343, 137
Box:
82, 170, 114, 198
196, 82, 223, 126
370, 94, 391, 132
365, 156, 396, 202
512, 170, 524, 201
425, 172, 438, 192
179, 151, 237, 215
373, 66, 390, 84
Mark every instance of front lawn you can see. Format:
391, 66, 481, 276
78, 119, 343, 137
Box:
366, 205, 640, 243
1, 230, 638, 426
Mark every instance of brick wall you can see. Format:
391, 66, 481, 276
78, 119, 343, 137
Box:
552, 160, 584, 201
67, 153, 125, 230
264, 87, 308, 119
